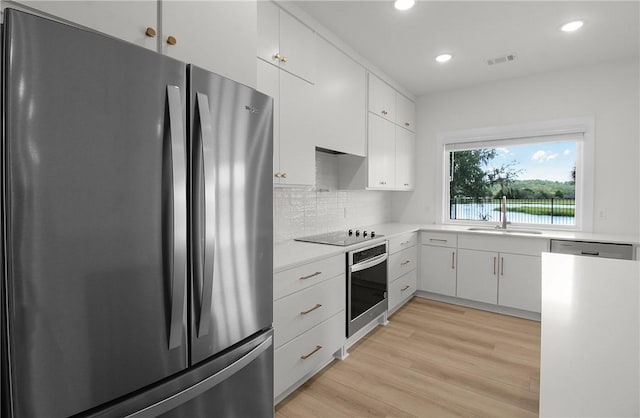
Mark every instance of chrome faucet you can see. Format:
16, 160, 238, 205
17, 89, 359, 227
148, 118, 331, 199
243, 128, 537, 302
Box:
497, 196, 508, 229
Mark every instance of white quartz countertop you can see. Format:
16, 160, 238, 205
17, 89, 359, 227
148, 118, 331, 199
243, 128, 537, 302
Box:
540, 253, 640, 417
275, 222, 638, 272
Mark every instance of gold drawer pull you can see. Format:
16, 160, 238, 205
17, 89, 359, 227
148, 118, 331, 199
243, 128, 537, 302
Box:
299, 271, 321, 280
300, 345, 322, 360
300, 303, 322, 315
401, 285, 410, 291
401, 260, 411, 266
400, 240, 411, 246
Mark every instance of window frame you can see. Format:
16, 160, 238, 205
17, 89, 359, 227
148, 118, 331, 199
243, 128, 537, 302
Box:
435, 117, 594, 231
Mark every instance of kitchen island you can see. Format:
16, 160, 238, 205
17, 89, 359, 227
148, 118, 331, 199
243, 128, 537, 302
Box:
540, 253, 640, 417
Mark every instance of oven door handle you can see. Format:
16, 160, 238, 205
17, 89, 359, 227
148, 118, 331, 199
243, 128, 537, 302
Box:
350, 253, 388, 273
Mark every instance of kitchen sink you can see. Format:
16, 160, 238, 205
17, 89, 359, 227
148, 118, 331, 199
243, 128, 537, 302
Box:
467, 227, 543, 235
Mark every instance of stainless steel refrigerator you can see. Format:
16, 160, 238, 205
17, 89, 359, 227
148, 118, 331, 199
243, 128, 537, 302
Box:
0, 9, 274, 417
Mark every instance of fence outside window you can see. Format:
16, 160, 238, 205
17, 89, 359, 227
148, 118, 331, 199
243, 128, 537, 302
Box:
450, 197, 576, 226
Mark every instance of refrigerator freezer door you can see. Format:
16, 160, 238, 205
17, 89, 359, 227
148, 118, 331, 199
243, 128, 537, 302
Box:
2, 10, 188, 417
189, 66, 273, 364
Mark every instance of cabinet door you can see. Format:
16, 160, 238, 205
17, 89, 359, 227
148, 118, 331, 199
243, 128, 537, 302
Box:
420, 245, 457, 296
396, 94, 416, 132
162, 1, 257, 88
279, 71, 315, 186
278, 9, 316, 83
456, 249, 498, 304
256, 59, 281, 183
498, 254, 541, 312
314, 37, 366, 156
368, 73, 396, 122
395, 127, 414, 190
11, 0, 157, 50
256, 0, 280, 66
367, 114, 395, 189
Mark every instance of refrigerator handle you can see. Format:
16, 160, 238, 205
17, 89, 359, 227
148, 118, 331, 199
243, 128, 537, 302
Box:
167, 85, 187, 350
124, 335, 273, 417
195, 92, 215, 338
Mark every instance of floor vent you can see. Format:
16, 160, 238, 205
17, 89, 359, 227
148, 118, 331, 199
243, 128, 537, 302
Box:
487, 53, 517, 66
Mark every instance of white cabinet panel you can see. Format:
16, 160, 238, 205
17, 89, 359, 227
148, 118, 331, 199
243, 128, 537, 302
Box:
11, 0, 157, 50
389, 270, 417, 311
162, 1, 256, 87
314, 37, 366, 156
395, 127, 415, 190
368, 73, 396, 122
257, 1, 315, 83
257, 60, 315, 186
420, 245, 457, 296
456, 249, 498, 304
389, 246, 417, 282
498, 254, 541, 313
273, 253, 344, 300
367, 114, 395, 189
396, 93, 416, 132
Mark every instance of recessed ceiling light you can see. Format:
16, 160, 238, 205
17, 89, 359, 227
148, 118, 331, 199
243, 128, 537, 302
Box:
561, 20, 584, 32
394, 0, 415, 11
435, 54, 452, 63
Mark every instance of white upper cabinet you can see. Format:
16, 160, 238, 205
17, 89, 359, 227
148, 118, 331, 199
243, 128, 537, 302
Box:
7, 1, 157, 50
162, 1, 257, 88
9, 0, 258, 86
257, 59, 315, 186
368, 73, 396, 123
367, 114, 396, 189
395, 127, 415, 190
396, 93, 416, 132
257, 1, 315, 83
314, 37, 366, 156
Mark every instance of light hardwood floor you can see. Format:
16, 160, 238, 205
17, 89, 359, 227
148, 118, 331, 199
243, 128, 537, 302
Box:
276, 297, 541, 417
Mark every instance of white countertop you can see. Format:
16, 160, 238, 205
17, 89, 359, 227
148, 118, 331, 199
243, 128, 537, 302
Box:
540, 253, 640, 417
275, 222, 639, 272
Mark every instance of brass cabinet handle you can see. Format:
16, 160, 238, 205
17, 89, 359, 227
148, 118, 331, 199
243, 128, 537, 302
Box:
273, 52, 282, 61
430, 238, 447, 243
451, 251, 455, 269
493, 256, 497, 275
300, 345, 322, 360
281, 56, 288, 63
274, 172, 281, 178
400, 240, 411, 246
401, 285, 410, 291
166, 36, 177, 45
145, 27, 156, 37
300, 303, 322, 315
501, 257, 504, 276
401, 260, 411, 266
299, 271, 321, 280
281, 172, 287, 179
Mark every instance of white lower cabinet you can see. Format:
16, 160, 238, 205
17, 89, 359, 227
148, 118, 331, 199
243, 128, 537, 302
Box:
274, 311, 345, 397
388, 232, 418, 312
497, 253, 542, 312
420, 245, 457, 296
273, 253, 346, 399
456, 249, 499, 304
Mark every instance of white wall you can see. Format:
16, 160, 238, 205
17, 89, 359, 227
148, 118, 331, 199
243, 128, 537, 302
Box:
393, 59, 640, 237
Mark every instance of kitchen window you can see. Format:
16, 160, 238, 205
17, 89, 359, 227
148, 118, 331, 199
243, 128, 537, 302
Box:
436, 118, 594, 231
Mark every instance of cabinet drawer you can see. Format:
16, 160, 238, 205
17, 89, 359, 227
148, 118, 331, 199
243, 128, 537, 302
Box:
274, 253, 344, 300
421, 231, 457, 248
274, 275, 345, 348
389, 246, 417, 282
388, 232, 417, 254
274, 311, 345, 397
389, 270, 417, 311
458, 234, 548, 256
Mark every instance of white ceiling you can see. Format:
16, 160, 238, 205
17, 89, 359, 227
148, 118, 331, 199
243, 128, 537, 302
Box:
292, 1, 640, 96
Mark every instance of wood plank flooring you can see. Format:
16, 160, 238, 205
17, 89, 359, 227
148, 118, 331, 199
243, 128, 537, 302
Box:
276, 297, 541, 417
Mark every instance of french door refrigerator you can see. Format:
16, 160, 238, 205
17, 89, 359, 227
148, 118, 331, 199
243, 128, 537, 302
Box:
1, 8, 274, 418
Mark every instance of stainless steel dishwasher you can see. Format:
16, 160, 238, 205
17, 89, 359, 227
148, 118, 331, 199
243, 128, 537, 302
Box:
550, 240, 634, 260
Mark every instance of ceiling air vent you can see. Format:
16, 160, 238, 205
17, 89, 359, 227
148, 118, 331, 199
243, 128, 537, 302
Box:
487, 53, 517, 66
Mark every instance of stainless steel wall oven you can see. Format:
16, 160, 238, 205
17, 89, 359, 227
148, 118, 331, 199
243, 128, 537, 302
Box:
347, 241, 388, 337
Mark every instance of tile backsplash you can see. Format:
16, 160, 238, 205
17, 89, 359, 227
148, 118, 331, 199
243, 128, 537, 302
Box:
274, 152, 392, 243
